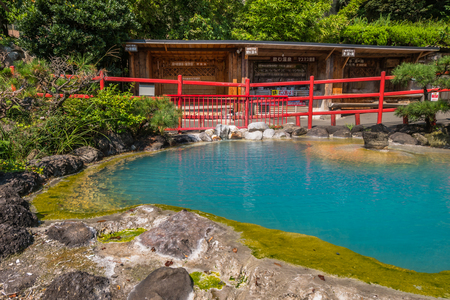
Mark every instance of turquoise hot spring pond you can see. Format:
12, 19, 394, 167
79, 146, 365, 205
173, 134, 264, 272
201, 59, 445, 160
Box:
49, 140, 450, 273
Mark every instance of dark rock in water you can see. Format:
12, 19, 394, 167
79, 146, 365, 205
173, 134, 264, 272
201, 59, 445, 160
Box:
368, 123, 392, 134
412, 133, 429, 146
47, 221, 95, 247
0, 172, 42, 196
325, 126, 346, 135
169, 134, 200, 146
389, 132, 419, 145
199, 131, 213, 142
332, 128, 352, 138
97, 132, 134, 156
3, 273, 38, 295
0, 224, 34, 259
72, 146, 104, 164
139, 210, 218, 260
136, 135, 168, 151
350, 125, 365, 133
306, 127, 329, 138
363, 132, 389, 149
30, 155, 84, 179
0, 204, 38, 227
127, 267, 193, 300
42, 271, 111, 300
292, 127, 308, 137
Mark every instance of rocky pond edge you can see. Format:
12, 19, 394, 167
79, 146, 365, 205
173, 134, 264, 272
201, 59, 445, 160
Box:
1, 122, 450, 299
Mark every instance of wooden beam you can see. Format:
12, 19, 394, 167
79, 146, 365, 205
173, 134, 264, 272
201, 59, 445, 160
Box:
164, 44, 168, 52
415, 52, 424, 63
146, 48, 236, 52
325, 48, 335, 61
341, 57, 350, 70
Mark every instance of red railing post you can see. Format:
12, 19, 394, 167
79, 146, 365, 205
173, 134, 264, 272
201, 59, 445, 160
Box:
355, 113, 361, 125
307, 76, 314, 129
177, 75, 183, 132
296, 116, 301, 126
10, 66, 16, 91
99, 70, 105, 90
403, 116, 409, 125
331, 115, 336, 126
377, 71, 386, 124
245, 78, 250, 127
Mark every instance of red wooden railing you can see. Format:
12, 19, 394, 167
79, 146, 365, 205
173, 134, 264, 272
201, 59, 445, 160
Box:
11, 66, 450, 131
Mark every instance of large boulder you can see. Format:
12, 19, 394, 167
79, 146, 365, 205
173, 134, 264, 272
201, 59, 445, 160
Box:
97, 132, 134, 156
273, 130, 289, 139
306, 127, 329, 138
229, 131, 243, 140
325, 126, 346, 135
389, 132, 419, 145
138, 210, 218, 260
0, 187, 29, 209
350, 125, 365, 134
0, 224, 34, 260
283, 124, 301, 135
0, 204, 38, 227
127, 267, 193, 300
263, 129, 275, 139
363, 132, 389, 149
332, 128, 352, 138
292, 128, 308, 137
248, 122, 269, 132
368, 123, 392, 134
30, 155, 84, 179
41, 271, 111, 300
199, 132, 213, 142
215, 124, 230, 140
0, 172, 42, 196
412, 133, 429, 146
243, 131, 263, 140
47, 221, 95, 247
169, 134, 201, 146
72, 146, 104, 164
136, 135, 168, 152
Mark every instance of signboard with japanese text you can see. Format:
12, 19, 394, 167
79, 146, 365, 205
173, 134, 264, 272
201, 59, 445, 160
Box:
170, 61, 208, 67
125, 44, 138, 52
271, 57, 315, 63
431, 92, 439, 101
342, 49, 355, 57
245, 47, 258, 56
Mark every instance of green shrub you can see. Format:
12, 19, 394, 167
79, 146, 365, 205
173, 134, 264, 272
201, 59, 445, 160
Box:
395, 100, 450, 131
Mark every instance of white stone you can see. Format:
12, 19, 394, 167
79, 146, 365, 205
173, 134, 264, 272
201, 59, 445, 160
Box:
244, 131, 263, 140
228, 125, 239, 133
273, 130, 288, 139
205, 129, 214, 137
215, 124, 230, 140
263, 129, 275, 139
248, 122, 269, 132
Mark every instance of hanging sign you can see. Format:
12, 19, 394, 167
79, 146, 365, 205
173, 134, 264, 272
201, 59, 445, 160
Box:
271, 57, 315, 62
245, 47, 258, 56
342, 49, 355, 57
125, 44, 138, 52
431, 92, 439, 101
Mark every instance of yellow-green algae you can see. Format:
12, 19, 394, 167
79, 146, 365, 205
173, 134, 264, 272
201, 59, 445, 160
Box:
29, 142, 450, 298
190, 272, 225, 290
98, 228, 147, 243
155, 204, 450, 299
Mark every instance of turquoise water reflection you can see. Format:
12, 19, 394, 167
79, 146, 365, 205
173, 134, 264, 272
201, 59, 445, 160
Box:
87, 140, 450, 272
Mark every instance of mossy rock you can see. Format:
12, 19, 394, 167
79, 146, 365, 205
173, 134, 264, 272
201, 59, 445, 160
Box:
190, 271, 225, 291
98, 228, 146, 243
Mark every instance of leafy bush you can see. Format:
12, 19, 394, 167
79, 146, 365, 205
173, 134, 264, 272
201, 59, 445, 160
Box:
394, 100, 450, 130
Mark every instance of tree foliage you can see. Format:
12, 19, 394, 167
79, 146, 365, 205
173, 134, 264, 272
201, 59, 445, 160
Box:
17, 0, 139, 65
232, 0, 332, 41
128, 0, 243, 40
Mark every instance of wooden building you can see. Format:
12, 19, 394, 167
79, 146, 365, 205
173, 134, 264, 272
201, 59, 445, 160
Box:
124, 40, 439, 106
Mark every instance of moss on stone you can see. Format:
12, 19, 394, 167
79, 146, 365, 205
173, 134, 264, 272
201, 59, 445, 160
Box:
155, 204, 450, 299
190, 271, 225, 290
98, 228, 146, 243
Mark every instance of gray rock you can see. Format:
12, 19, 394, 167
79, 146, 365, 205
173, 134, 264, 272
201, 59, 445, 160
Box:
199, 132, 213, 142
363, 132, 389, 149
389, 132, 419, 145
0, 187, 29, 209
169, 134, 200, 146
263, 129, 275, 139
26, 149, 40, 161
30, 155, 84, 179
283, 124, 300, 134
215, 124, 230, 140
228, 125, 239, 133
149, 142, 164, 151
244, 131, 263, 140
292, 128, 308, 136
3, 274, 38, 295
248, 122, 269, 132
0, 204, 38, 227
412, 133, 429, 146
332, 128, 352, 138
139, 210, 218, 260
204, 129, 215, 137
41, 271, 111, 300
0, 172, 42, 196
136, 135, 168, 151
352, 132, 363, 139
0, 224, 34, 260
368, 124, 392, 134
97, 132, 134, 156
397, 124, 425, 135
47, 221, 95, 247
325, 126, 346, 135
229, 131, 243, 139
72, 146, 104, 164
350, 125, 365, 133
273, 130, 288, 139
127, 267, 193, 300
306, 127, 329, 138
